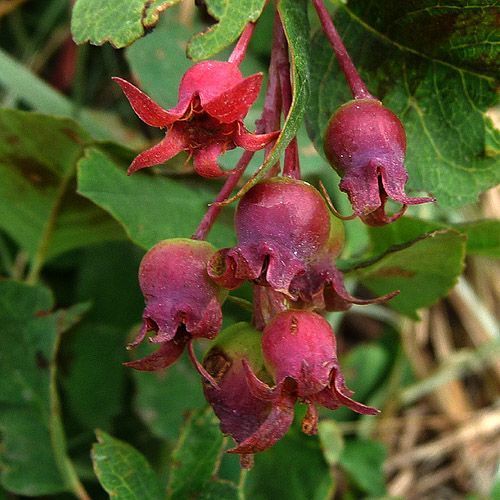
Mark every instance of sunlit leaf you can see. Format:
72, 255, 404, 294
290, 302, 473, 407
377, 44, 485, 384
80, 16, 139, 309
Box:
187, 0, 266, 60
346, 230, 466, 319
71, 0, 181, 48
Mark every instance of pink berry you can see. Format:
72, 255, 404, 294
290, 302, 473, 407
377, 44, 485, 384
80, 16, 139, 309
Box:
226, 311, 378, 456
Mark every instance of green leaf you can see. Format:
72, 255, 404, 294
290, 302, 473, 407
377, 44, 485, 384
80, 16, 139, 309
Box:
71, 0, 181, 48
246, 425, 334, 500
366, 1, 499, 77
63, 323, 127, 430
187, 0, 266, 60
92, 430, 163, 500
341, 344, 390, 403
77, 147, 235, 249
143, 0, 182, 25
0, 48, 121, 142
76, 241, 145, 328
339, 439, 387, 496
132, 357, 206, 441
318, 420, 344, 466
490, 476, 500, 499
167, 408, 230, 500
347, 230, 466, 319
0, 281, 87, 496
367, 217, 445, 255
224, 0, 310, 203
198, 480, 239, 499
0, 110, 124, 273
454, 219, 500, 258
368, 216, 500, 258
306, 1, 499, 208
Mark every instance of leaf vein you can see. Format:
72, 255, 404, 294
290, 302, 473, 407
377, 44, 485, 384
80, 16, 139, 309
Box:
341, 4, 496, 82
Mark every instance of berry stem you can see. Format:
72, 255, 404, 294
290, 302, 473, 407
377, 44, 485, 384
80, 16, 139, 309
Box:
187, 341, 220, 389
228, 22, 256, 66
312, 0, 373, 100
253, 285, 288, 331
273, 14, 300, 179
283, 137, 299, 179
260, 16, 282, 146
192, 150, 254, 240
257, 11, 283, 176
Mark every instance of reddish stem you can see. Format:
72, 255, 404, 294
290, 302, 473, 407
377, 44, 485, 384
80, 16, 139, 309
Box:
318, 180, 356, 220
192, 151, 254, 240
273, 14, 300, 179
256, 11, 283, 175
283, 138, 299, 179
50, 36, 78, 92
228, 22, 256, 66
312, 0, 373, 100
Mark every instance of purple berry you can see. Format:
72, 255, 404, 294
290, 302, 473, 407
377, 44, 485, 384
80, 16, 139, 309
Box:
202, 323, 278, 468
125, 238, 227, 371
208, 177, 344, 296
209, 177, 396, 313
324, 99, 434, 225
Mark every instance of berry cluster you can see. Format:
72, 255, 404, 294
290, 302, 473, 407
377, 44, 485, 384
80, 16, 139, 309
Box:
116, 3, 433, 467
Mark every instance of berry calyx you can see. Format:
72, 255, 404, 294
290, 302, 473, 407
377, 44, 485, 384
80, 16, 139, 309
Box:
113, 61, 279, 178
